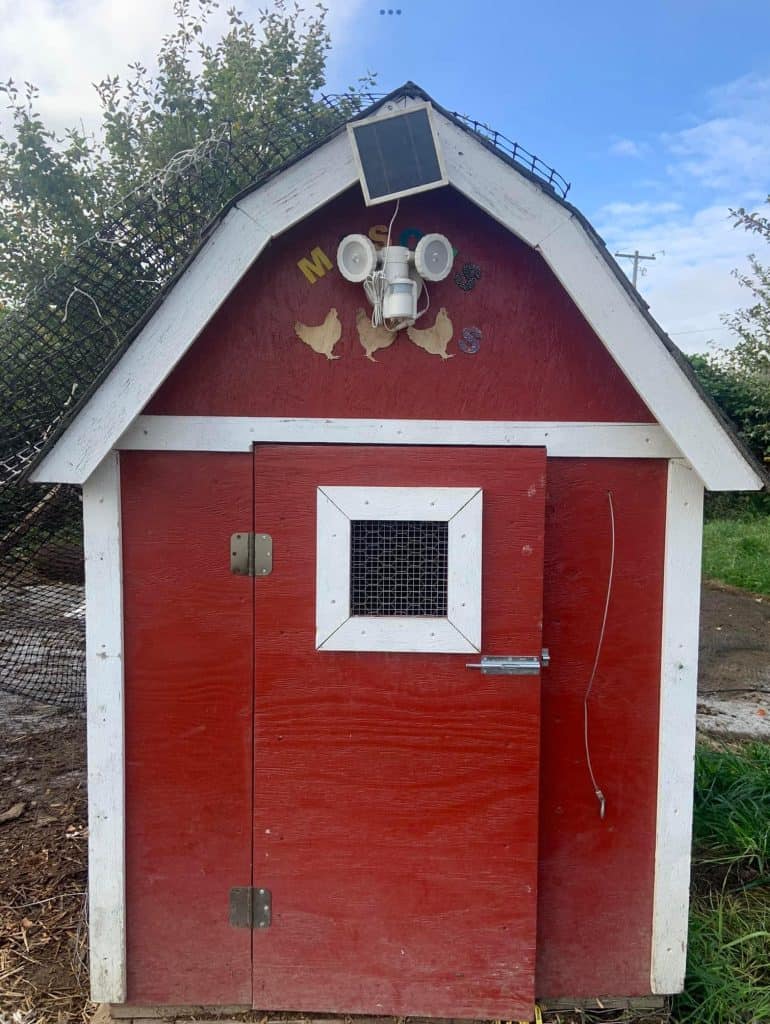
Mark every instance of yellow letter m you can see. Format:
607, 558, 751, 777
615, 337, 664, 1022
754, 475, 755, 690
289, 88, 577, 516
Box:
297, 246, 333, 284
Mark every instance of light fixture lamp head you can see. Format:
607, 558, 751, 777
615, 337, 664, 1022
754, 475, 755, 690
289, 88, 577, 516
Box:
414, 233, 454, 281
337, 233, 378, 283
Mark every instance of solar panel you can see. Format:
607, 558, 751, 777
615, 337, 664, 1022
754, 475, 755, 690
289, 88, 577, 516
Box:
348, 103, 448, 206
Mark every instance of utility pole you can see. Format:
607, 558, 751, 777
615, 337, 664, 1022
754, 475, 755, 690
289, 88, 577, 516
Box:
614, 249, 657, 289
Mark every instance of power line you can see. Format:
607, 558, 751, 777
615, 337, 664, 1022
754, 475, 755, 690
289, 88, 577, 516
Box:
670, 326, 730, 336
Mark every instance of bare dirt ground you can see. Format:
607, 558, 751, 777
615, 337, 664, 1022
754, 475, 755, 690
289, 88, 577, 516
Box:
698, 580, 770, 739
0, 579, 767, 1023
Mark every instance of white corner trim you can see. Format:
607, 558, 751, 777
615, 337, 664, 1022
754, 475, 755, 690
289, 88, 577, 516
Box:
114, 416, 681, 459
651, 460, 704, 995
316, 486, 482, 653
82, 453, 126, 1003
29, 103, 761, 491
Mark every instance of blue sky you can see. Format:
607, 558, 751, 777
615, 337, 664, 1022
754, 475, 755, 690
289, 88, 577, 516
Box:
323, 1, 770, 352
2, 0, 769, 352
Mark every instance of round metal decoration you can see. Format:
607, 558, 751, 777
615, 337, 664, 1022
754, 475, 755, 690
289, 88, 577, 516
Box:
454, 262, 482, 292
459, 326, 482, 354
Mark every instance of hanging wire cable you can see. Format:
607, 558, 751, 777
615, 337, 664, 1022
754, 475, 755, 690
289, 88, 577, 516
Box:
583, 489, 615, 821
365, 197, 400, 327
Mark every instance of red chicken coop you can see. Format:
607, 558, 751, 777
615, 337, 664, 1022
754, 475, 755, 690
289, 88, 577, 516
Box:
28, 84, 765, 1022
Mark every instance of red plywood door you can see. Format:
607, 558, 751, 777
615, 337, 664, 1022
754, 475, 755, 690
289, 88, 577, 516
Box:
252, 446, 545, 1020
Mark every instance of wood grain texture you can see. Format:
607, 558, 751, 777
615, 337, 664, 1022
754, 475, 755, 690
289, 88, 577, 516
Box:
121, 453, 254, 1004
251, 445, 546, 1019
146, 188, 654, 424
536, 458, 667, 997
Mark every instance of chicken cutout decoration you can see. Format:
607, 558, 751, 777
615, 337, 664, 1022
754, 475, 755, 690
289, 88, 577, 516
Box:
294, 308, 342, 360
355, 308, 398, 362
406, 307, 454, 360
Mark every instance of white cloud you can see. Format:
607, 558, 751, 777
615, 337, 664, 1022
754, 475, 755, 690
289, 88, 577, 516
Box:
596, 73, 770, 353
0, 0, 183, 135
609, 138, 647, 158
0, 0, 365, 138
595, 200, 755, 353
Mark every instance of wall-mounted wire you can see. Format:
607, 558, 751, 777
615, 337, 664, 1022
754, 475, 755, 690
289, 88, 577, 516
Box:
583, 489, 615, 821
366, 197, 400, 328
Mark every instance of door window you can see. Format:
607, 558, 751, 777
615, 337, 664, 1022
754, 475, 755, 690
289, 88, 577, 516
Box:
316, 485, 482, 652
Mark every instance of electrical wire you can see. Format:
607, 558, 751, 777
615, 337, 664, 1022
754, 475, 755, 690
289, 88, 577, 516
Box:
366, 198, 400, 327
583, 489, 615, 821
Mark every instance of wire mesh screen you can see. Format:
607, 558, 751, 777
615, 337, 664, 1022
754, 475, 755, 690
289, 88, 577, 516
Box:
350, 520, 448, 617
0, 95, 372, 707
0, 88, 569, 707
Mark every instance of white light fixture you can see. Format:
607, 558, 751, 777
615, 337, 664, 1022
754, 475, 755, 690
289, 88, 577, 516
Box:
414, 233, 454, 281
336, 233, 454, 329
337, 234, 378, 282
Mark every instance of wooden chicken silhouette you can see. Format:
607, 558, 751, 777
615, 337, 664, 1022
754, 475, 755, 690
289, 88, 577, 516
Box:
294, 308, 342, 359
406, 307, 454, 359
355, 308, 398, 362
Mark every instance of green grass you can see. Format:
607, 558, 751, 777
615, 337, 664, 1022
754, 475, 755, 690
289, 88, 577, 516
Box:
672, 744, 770, 1024
702, 517, 770, 594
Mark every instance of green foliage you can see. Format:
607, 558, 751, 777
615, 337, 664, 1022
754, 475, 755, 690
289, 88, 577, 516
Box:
689, 354, 770, 467
703, 517, 770, 592
673, 744, 770, 1024
692, 744, 770, 874
676, 890, 770, 1024
689, 353, 770, 518
724, 201, 770, 373
0, 0, 375, 307
686, 198, 770, 518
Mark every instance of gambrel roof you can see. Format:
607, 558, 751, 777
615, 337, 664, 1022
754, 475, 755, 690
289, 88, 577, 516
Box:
28, 83, 766, 491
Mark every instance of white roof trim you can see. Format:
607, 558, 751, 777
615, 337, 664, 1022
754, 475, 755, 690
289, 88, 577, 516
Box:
29, 101, 763, 491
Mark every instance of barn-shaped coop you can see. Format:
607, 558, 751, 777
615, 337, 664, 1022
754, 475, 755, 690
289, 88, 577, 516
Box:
27, 85, 766, 1021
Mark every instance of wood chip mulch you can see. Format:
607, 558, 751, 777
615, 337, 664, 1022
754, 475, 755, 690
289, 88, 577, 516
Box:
0, 699, 93, 1024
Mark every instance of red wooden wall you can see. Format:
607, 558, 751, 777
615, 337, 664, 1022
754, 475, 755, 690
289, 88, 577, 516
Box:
121, 186, 667, 1000
147, 188, 653, 424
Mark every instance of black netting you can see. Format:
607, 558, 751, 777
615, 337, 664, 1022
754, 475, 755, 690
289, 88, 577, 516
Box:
350, 520, 448, 617
0, 92, 569, 707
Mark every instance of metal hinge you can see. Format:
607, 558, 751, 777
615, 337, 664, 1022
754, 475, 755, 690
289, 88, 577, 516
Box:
229, 886, 272, 929
230, 533, 272, 577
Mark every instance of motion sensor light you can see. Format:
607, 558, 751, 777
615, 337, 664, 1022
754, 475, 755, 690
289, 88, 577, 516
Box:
336, 232, 455, 328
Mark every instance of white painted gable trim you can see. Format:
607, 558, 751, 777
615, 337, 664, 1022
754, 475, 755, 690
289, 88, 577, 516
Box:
29, 130, 359, 486
29, 100, 762, 490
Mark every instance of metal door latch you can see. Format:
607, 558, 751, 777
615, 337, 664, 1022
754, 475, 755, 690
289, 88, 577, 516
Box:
466, 649, 550, 675
230, 533, 272, 577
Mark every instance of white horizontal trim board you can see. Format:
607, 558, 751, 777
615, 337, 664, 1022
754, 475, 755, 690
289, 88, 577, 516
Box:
651, 460, 704, 994
316, 485, 482, 653
28, 95, 762, 490
82, 453, 126, 1002
115, 416, 680, 458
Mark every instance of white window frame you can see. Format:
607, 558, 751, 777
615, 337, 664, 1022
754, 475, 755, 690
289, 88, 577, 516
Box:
316, 485, 482, 653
